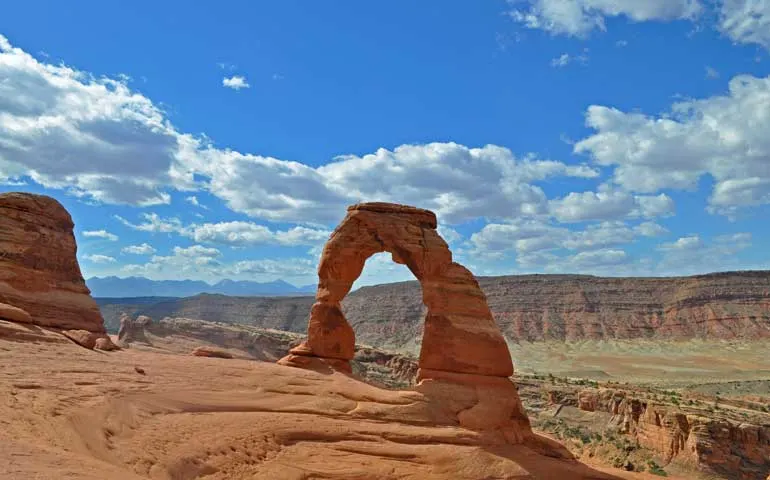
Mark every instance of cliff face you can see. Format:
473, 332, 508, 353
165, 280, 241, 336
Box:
137, 294, 314, 333
342, 272, 770, 346
572, 388, 770, 480
0, 192, 106, 333
98, 271, 770, 346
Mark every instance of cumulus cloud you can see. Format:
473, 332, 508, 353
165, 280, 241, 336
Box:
575, 74, 770, 216
116, 213, 330, 247
657, 232, 753, 274
222, 75, 250, 90
469, 218, 670, 268
549, 186, 674, 222
82, 229, 119, 241
83, 254, 117, 263
508, 0, 702, 37
121, 243, 156, 255
1, 36, 606, 227
0, 34, 182, 206
121, 246, 315, 281
188, 221, 331, 247
115, 213, 183, 233
719, 0, 770, 51
634, 221, 669, 237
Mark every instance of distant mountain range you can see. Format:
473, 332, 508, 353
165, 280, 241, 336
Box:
86, 276, 316, 298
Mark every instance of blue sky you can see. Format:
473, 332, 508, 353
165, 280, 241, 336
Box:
1, 0, 770, 287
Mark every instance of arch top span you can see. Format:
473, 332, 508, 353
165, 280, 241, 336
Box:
279, 202, 514, 379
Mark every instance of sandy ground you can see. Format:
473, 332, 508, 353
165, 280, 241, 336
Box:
0, 320, 691, 480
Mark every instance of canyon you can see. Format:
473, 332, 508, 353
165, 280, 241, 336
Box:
98, 270, 770, 349
2, 193, 768, 479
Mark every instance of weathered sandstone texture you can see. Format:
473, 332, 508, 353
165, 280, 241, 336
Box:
281, 202, 513, 377
569, 388, 770, 479
0, 192, 105, 333
0, 301, 31, 323
278, 202, 529, 440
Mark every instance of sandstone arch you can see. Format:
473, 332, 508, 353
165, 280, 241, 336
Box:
280, 202, 513, 379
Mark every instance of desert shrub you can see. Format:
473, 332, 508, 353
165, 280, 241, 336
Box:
647, 460, 668, 477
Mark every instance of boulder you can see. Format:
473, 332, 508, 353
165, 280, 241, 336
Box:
0, 192, 105, 332
191, 346, 234, 359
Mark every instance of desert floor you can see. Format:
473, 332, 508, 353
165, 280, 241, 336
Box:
0, 319, 694, 480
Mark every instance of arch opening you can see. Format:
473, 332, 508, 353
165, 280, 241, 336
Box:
280, 202, 513, 380
347, 252, 427, 355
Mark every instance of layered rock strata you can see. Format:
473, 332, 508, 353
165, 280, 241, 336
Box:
567, 387, 769, 479
278, 202, 528, 441
0, 192, 116, 349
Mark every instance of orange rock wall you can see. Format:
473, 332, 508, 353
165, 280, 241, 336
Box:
0, 192, 105, 332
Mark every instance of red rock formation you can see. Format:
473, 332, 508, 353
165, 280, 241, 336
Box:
0, 302, 31, 323
278, 202, 528, 442
0, 192, 105, 332
573, 388, 770, 479
280, 202, 512, 378
0, 192, 117, 350
191, 345, 234, 358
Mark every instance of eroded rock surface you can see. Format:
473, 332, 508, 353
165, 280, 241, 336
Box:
534, 384, 770, 479
279, 202, 528, 443
0, 192, 105, 333
282, 202, 512, 377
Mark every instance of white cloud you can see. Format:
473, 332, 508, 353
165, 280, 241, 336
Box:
84, 254, 117, 263
550, 50, 589, 67
469, 220, 567, 256
437, 225, 462, 244
560, 248, 629, 268
121, 243, 156, 255
469, 218, 669, 263
719, 0, 770, 51
121, 246, 315, 282
185, 195, 208, 209
116, 213, 330, 247
508, 0, 702, 37
172, 244, 221, 258
226, 258, 315, 277
222, 75, 250, 90
705, 65, 720, 79
658, 234, 705, 252
634, 221, 668, 237
0, 34, 181, 206
0, 177, 27, 186
115, 213, 183, 233
1, 36, 606, 227
188, 221, 330, 247
562, 221, 635, 249
656, 232, 753, 274
575, 74, 770, 216
82, 229, 118, 241
549, 187, 674, 222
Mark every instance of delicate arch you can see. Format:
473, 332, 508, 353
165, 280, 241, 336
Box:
282, 202, 513, 378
